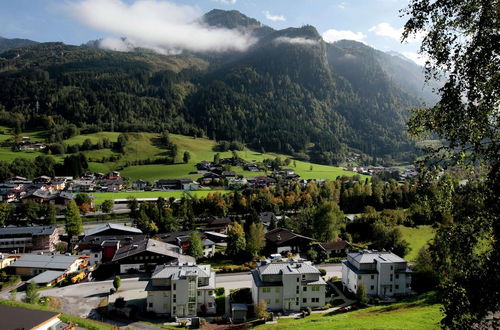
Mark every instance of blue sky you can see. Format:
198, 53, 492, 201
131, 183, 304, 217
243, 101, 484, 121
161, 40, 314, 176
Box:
0, 0, 426, 64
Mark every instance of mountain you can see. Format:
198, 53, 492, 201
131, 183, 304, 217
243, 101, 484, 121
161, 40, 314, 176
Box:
0, 10, 436, 164
0, 36, 38, 53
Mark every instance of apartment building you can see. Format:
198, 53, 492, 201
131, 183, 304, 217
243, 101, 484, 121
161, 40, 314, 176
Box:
341, 250, 412, 298
0, 226, 59, 252
251, 259, 326, 312
146, 263, 216, 317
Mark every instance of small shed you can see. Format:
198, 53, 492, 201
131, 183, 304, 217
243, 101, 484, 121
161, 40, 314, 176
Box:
231, 303, 248, 323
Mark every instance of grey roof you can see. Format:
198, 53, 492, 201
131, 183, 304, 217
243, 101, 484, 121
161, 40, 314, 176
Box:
0, 305, 61, 330
30, 270, 65, 284
84, 223, 143, 236
348, 251, 407, 264
0, 225, 57, 237
258, 261, 320, 276
342, 260, 377, 274
151, 263, 211, 280
10, 254, 80, 270
112, 239, 194, 263
251, 269, 282, 287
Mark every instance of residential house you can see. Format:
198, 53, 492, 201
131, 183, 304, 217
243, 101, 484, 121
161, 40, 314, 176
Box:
204, 217, 231, 234
0, 305, 62, 330
341, 250, 412, 298
160, 231, 216, 258
29, 270, 67, 287
265, 228, 314, 254
76, 234, 147, 265
112, 238, 195, 273
317, 240, 351, 258
83, 223, 143, 237
146, 263, 216, 317
260, 212, 278, 228
247, 176, 277, 188
155, 179, 198, 191
196, 161, 213, 172
251, 259, 326, 312
0, 226, 59, 252
132, 180, 148, 190
244, 163, 260, 172
8, 253, 88, 277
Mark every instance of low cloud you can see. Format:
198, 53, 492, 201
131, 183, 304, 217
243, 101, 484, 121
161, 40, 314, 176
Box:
274, 37, 319, 46
263, 10, 286, 22
322, 29, 366, 43
213, 0, 237, 4
369, 22, 423, 43
68, 0, 256, 53
401, 51, 429, 66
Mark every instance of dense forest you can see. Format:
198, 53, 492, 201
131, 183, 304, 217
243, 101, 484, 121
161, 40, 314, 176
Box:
0, 10, 435, 165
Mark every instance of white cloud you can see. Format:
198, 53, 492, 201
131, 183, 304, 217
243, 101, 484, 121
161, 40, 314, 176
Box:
401, 51, 429, 66
338, 2, 347, 9
369, 22, 424, 43
68, 0, 256, 53
322, 29, 366, 43
263, 10, 286, 22
273, 37, 319, 46
213, 0, 237, 4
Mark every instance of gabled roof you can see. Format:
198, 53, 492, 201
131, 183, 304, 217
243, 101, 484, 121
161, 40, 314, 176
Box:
30, 270, 65, 284
318, 240, 350, 251
208, 217, 231, 226
112, 239, 194, 263
348, 250, 407, 264
0, 225, 58, 237
10, 254, 80, 270
84, 223, 143, 236
265, 228, 313, 245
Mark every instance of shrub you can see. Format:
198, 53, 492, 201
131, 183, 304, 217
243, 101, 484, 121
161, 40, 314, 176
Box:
215, 287, 225, 297
318, 268, 327, 277
306, 307, 312, 315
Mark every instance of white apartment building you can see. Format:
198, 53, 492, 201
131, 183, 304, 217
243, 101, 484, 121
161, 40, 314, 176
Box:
251, 260, 326, 312
146, 263, 216, 317
342, 250, 412, 298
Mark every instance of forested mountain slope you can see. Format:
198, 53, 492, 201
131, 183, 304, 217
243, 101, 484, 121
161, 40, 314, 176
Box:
0, 10, 433, 164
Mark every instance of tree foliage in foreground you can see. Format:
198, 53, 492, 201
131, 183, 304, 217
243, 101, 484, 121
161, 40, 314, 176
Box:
403, 1, 499, 328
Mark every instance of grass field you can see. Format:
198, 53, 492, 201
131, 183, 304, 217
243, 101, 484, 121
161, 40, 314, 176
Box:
257, 292, 442, 330
0, 127, 366, 183
91, 190, 231, 204
398, 225, 435, 261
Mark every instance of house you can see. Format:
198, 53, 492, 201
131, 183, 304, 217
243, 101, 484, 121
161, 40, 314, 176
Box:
112, 238, 195, 273
52, 191, 74, 208
8, 253, 88, 277
341, 250, 412, 298
204, 217, 231, 233
0, 305, 62, 330
244, 163, 260, 172
76, 234, 147, 265
260, 212, 278, 227
196, 161, 213, 171
317, 240, 351, 258
265, 228, 314, 254
70, 179, 96, 192
0, 225, 60, 252
146, 263, 216, 317
160, 231, 216, 258
33, 176, 51, 184
155, 179, 199, 191
251, 259, 326, 312
0, 253, 19, 269
221, 171, 237, 180
247, 176, 277, 188
132, 180, 148, 190
83, 223, 143, 237
29, 270, 66, 287
200, 173, 222, 185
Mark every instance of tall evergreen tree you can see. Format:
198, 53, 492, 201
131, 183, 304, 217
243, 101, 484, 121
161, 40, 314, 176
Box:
188, 232, 204, 260
65, 200, 82, 237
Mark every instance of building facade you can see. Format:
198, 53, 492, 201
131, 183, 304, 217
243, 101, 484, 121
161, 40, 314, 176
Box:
341, 250, 412, 298
146, 263, 216, 317
0, 226, 59, 252
251, 260, 326, 312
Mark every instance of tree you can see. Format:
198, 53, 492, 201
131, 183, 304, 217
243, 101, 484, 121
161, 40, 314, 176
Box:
24, 281, 39, 304
183, 151, 191, 164
65, 200, 82, 237
0, 202, 13, 227
45, 204, 57, 225
188, 231, 204, 260
246, 222, 265, 257
312, 202, 344, 242
356, 283, 369, 306
402, 1, 500, 327
226, 221, 246, 257
255, 300, 269, 320
101, 200, 114, 213
113, 275, 121, 291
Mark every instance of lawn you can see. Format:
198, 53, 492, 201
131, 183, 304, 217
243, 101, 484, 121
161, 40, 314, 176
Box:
64, 132, 121, 146
257, 292, 442, 330
90, 190, 231, 204
398, 225, 436, 261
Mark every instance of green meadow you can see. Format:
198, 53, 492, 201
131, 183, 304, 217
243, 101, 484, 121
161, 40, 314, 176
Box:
258, 292, 442, 330
90, 190, 231, 204
398, 225, 436, 261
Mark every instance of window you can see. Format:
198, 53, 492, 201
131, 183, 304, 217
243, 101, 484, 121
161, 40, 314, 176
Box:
94, 254, 98, 258
173, 283, 176, 290
173, 294, 176, 303
296, 286, 299, 294
371, 275, 374, 280
198, 291, 201, 296
395, 274, 399, 279
208, 290, 213, 296
173, 306, 176, 314
406, 283, 410, 288
263, 287, 271, 293
395, 285, 399, 289
148, 303, 153, 308
296, 278, 299, 282
302, 298, 307, 303
302, 275, 305, 280
390, 266, 393, 270
303, 286, 307, 292
370, 285, 374, 290
390, 274, 393, 282
208, 302, 213, 308
390, 286, 393, 292
312, 298, 319, 303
